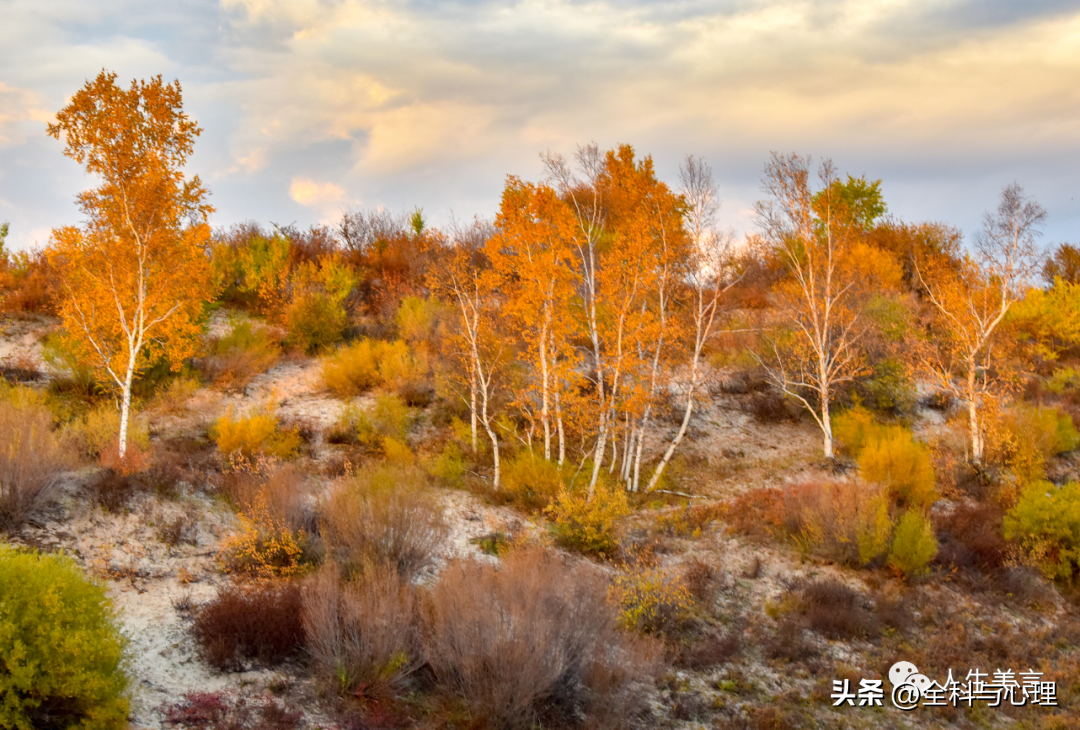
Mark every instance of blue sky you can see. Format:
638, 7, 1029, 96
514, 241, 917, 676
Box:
2, 0, 1078, 251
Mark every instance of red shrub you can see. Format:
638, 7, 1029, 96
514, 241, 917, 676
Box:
192, 581, 305, 671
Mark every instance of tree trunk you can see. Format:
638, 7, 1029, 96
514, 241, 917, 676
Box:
821, 390, 834, 461
968, 363, 982, 464
647, 392, 693, 492
118, 362, 136, 461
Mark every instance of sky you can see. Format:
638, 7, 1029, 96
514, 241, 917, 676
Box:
1, 0, 1079, 252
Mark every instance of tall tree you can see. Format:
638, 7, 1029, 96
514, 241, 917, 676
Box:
916, 183, 1046, 464
645, 155, 745, 491
47, 71, 213, 460
754, 153, 899, 459
488, 178, 580, 464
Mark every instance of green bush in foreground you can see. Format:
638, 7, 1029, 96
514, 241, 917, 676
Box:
0, 546, 130, 729
1004, 479, 1080, 582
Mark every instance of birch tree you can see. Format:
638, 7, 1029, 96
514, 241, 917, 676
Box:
46, 71, 213, 461
915, 183, 1046, 464
753, 153, 899, 459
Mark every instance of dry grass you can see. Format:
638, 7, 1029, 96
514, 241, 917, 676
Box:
301, 562, 420, 696
0, 399, 72, 530
422, 546, 662, 730
199, 320, 280, 391
322, 464, 447, 578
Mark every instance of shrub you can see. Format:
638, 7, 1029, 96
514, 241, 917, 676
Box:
1047, 366, 1080, 395
302, 563, 420, 696
200, 320, 279, 390
355, 394, 412, 447
611, 561, 695, 635
67, 401, 150, 462
861, 357, 916, 414
0, 399, 72, 531
0, 547, 129, 729
422, 547, 662, 730
321, 339, 383, 396
501, 450, 565, 510
774, 480, 893, 566
321, 338, 428, 398
284, 256, 356, 354
322, 464, 448, 578
858, 431, 938, 510
42, 333, 99, 396
934, 501, 1008, 572
1003, 480, 1080, 582
888, 509, 938, 578
218, 493, 316, 579
285, 292, 347, 354
218, 460, 315, 534
212, 407, 301, 460
163, 691, 303, 730
789, 579, 880, 640
425, 442, 467, 487
832, 404, 888, 456
987, 404, 1079, 485
546, 481, 631, 557
193, 580, 305, 671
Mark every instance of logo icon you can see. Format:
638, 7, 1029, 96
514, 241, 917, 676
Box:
889, 661, 932, 711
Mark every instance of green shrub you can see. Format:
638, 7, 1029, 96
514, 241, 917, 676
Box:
501, 451, 565, 510
545, 481, 631, 557
1046, 365, 1080, 395
862, 357, 916, 414
1003, 480, 1080, 582
201, 319, 280, 390
285, 292, 347, 354
0, 547, 130, 729
355, 394, 412, 448
888, 509, 938, 578
611, 562, 694, 635
425, 443, 467, 487
858, 432, 938, 510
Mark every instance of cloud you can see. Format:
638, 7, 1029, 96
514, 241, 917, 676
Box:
0, 84, 52, 147
289, 176, 345, 206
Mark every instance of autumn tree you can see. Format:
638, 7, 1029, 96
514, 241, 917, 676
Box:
542, 145, 689, 495
488, 178, 580, 464
47, 71, 213, 460
645, 155, 746, 491
754, 153, 900, 459
916, 183, 1046, 464
431, 217, 506, 487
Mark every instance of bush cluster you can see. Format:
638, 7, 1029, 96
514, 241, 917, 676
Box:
322, 463, 447, 578
546, 480, 631, 557
199, 320, 280, 390
321, 338, 428, 398
193, 581, 305, 671
212, 407, 301, 460
0, 398, 72, 531
0, 547, 130, 730
1003, 479, 1080, 582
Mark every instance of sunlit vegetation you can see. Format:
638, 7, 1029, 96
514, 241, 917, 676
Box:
4, 67, 1080, 729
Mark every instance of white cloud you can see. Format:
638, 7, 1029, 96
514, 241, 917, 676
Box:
289, 177, 345, 206
0, 84, 51, 147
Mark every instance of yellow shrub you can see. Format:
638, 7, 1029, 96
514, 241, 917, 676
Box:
425, 443, 467, 487
212, 407, 300, 459
776, 480, 894, 566
382, 436, 414, 464
67, 402, 150, 460
858, 432, 938, 510
377, 339, 426, 389
218, 494, 313, 578
832, 404, 887, 456
322, 339, 384, 397
1003, 480, 1080, 582
611, 562, 694, 635
501, 451, 565, 510
545, 481, 631, 557
989, 404, 1080, 485
888, 509, 938, 578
